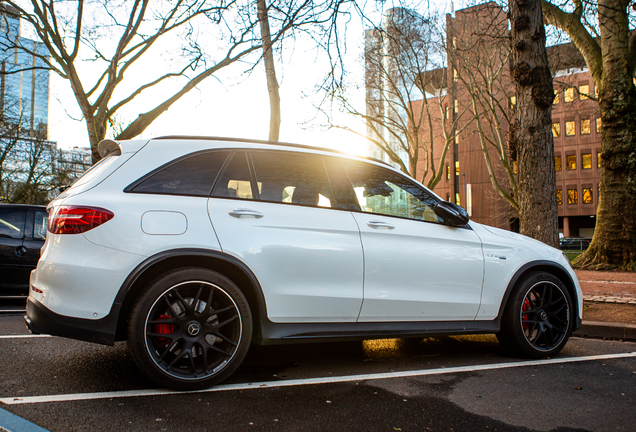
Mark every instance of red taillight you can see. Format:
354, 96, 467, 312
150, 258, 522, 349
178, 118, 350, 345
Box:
48, 206, 114, 234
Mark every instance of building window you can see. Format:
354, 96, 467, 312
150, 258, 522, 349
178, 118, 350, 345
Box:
455, 192, 460, 206
553, 90, 559, 104
581, 119, 591, 135
556, 190, 563, 205
555, 155, 562, 171
597, 152, 601, 168
567, 188, 578, 204
454, 99, 458, 113
513, 160, 518, 174
509, 96, 516, 108
564, 87, 574, 102
566, 154, 577, 170
582, 153, 592, 169
446, 164, 450, 180
565, 121, 576, 136
552, 123, 560, 137
446, 106, 450, 119
455, 160, 459, 176
579, 85, 589, 100
596, 117, 601, 133
454, 130, 459, 144
453, 68, 458, 82
583, 188, 593, 204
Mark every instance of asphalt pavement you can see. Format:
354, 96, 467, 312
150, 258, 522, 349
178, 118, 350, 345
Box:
1, 312, 635, 432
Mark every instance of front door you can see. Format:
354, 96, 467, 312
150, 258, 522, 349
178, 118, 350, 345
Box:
340, 160, 485, 322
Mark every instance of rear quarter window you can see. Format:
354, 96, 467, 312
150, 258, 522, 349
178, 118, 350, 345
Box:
127, 150, 230, 196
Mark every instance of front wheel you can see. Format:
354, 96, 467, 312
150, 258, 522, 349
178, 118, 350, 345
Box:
128, 268, 252, 390
497, 272, 573, 358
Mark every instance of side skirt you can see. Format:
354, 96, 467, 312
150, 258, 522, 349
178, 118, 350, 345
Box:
257, 320, 500, 345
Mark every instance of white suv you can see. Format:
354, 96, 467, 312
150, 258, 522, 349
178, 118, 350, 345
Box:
25, 136, 582, 390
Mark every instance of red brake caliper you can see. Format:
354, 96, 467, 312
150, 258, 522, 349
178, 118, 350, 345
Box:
522, 298, 530, 330
154, 314, 174, 346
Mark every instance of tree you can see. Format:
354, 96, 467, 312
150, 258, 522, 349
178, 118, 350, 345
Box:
542, 0, 636, 269
2, 0, 339, 163
327, 8, 466, 189
258, 0, 281, 141
509, 0, 558, 247
451, 5, 519, 216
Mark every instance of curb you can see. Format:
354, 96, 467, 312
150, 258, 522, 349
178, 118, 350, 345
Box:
574, 320, 636, 341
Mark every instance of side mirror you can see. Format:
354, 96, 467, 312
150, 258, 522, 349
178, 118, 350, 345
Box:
434, 201, 470, 227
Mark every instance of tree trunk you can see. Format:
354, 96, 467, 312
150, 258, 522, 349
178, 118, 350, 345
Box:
510, 0, 558, 247
257, 0, 281, 142
573, 0, 636, 270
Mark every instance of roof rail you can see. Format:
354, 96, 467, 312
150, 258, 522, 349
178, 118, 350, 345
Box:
152, 135, 390, 166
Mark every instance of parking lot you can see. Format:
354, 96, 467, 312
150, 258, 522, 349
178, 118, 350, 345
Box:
1, 311, 635, 432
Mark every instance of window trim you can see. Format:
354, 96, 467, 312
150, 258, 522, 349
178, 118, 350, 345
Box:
124, 149, 231, 197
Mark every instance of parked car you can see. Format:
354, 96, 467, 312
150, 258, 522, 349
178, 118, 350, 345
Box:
0, 204, 48, 298
25, 136, 582, 390
560, 237, 592, 251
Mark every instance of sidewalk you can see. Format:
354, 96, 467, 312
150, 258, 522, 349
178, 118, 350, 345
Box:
572, 270, 636, 341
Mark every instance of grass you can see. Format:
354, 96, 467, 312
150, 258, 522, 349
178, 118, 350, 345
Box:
564, 251, 585, 262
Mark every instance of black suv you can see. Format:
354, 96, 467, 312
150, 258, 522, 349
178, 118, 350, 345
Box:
0, 204, 48, 298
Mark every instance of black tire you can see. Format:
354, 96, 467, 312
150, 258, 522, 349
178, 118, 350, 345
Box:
497, 271, 573, 358
128, 267, 252, 390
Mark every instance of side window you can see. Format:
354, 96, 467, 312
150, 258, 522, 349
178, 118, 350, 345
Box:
34, 211, 48, 240
0, 208, 26, 239
342, 161, 442, 223
251, 151, 336, 209
212, 151, 255, 200
129, 150, 230, 196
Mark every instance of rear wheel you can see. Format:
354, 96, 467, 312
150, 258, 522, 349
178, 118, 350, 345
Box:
497, 272, 573, 358
128, 268, 252, 390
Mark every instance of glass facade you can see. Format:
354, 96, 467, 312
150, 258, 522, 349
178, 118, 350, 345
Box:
1, 7, 50, 137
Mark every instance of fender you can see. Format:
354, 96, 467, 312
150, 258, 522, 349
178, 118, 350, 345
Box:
112, 248, 268, 340
495, 260, 581, 330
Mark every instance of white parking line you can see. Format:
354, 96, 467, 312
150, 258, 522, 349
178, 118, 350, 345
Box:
1, 351, 635, 405
0, 335, 51, 339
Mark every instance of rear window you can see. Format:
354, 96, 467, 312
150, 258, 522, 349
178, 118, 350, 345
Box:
128, 150, 230, 196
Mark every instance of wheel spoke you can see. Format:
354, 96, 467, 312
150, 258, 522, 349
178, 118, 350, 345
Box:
147, 332, 175, 339
167, 348, 188, 370
210, 305, 234, 316
205, 286, 215, 315
199, 342, 209, 374
208, 344, 232, 357
210, 314, 238, 330
159, 340, 180, 360
173, 290, 191, 314
189, 350, 198, 378
193, 285, 204, 313
163, 296, 177, 316
212, 330, 237, 347
148, 319, 177, 325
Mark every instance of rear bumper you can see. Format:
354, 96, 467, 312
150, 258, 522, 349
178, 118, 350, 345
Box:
25, 297, 120, 346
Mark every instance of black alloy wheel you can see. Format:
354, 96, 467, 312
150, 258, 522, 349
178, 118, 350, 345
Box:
128, 268, 252, 390
497, 272, 573, 358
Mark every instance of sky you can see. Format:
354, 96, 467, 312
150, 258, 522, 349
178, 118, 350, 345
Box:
35, 0, 462, 156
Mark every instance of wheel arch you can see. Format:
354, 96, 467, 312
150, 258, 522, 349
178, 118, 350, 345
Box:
113, 248, 267, 343
497, 260, 580, 330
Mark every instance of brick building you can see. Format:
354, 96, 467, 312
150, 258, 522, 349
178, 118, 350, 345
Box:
368, 3, 600, 237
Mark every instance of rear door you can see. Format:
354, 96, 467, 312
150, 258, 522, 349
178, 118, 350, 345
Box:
0, 206, 27, 296
207, 150, 364, 323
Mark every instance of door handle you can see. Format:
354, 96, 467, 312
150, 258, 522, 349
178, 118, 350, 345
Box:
15, 246, 27, 257
228, 209, 264, 218
366, 221, 395, 230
